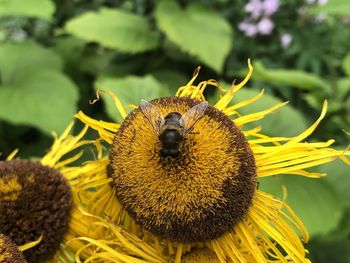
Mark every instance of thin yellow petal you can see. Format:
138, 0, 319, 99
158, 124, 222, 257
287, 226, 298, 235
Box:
18, 235, 43, 251
223, 89, 264, 117
215, 59, 253, 110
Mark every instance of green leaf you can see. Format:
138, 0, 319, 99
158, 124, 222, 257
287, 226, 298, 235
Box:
0, 42, 78, 134
152, 69, 188, 94
259, 175, 345, 237
343, 53, 350, 76
0, 0, 55, 20
0, 70, 78, 134
231, 88, 308, 137
317, 158, 350, 206
336, 78, 350, 101
308, 234, 350, 263
309, 0, 350, 16
307, 208, 350, 263
95, 75, 169, 122
253, 61, 331, 92
0, 42, 63, 85
65, 8, 159, 53
54, 37, 86, 66
155, 1, 233, 73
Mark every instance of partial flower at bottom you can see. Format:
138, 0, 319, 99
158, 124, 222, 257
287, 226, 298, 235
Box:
0, 123, 90, 262
68, 61, 349, 263
0, 233, 27, 263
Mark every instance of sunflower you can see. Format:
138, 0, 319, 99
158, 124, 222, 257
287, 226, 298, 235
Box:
70, 61, 350, 263
0, 123, 91, 262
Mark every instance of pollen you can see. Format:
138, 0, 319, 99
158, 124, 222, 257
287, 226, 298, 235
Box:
0, 177, 22, 201
0, 160, 72, 262
109, 96, 257, 242
0, 233, 27, 263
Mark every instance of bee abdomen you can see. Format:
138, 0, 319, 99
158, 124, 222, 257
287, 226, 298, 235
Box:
159, 130, 182, 158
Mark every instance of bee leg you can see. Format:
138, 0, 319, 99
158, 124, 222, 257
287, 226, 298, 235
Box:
189, 131, 200, 135
149, 148, 156, 160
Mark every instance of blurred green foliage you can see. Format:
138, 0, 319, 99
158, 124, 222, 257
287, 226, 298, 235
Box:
0, 0, 349, 262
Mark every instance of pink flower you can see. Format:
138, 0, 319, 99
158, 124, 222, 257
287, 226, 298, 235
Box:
245, 0, 263, 19
262, 0, 279, 16
280, 33, 293, 48
239, 21, 259, 37
257, 17, 275, 35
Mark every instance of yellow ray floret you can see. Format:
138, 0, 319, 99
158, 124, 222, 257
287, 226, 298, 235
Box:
69, 61, 349, 263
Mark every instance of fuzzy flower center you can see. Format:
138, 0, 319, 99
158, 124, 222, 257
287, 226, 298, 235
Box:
0, 233, 27, 263
109, 96, 257, 242
0, 160, 72, 262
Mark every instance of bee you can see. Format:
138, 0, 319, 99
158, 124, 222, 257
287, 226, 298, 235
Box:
140, 100, 208, 158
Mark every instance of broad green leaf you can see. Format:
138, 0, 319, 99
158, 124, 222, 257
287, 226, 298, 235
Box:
259, 175, 345, 236
54, 37, 86, 66
308, 234, 350, 263
317, 159, 350, 206
163, 38, 198, 64
155, 1, 233, 73
308, 208, 350, 263
231, 88, 308, 137
343, 53, 350, 76
0, 0, 55, 20
0, 42, 63, 85
253, 61, 331, 92
0, 70, 78, 134
309, 0, 350, 16
336, 78, 350, 101
152, 69, 188, 94
65, 8, 159, 53
95, 75, 170, 122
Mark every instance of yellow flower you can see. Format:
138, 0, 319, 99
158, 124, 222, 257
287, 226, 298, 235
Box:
0, 123, 90, 262
69, 61, 349, 263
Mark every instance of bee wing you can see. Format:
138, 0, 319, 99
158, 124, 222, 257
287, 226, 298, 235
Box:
180, 101, 208, 135
140, 99, 164, 136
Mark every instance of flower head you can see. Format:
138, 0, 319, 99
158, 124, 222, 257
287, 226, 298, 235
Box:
240, 0, 279, 37
0, 123, 89, 262
245, 0, 263, 19
0, 233, 27, 263
71, 61, 349, 262
281, 33, 293, 48
110, 96, 256, 242
262, 0, 279, 16
0, 160, 72, 262
238, 21, 259, 37
257, 17, 275, 35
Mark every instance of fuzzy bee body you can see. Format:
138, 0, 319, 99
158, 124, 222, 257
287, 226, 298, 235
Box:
159, 112, 184, 158
140, 100, 208, 159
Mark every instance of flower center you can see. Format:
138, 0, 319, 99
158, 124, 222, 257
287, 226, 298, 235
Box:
0, 160, 72, 262
110, 96, 257, 242
0, 233, 27, 263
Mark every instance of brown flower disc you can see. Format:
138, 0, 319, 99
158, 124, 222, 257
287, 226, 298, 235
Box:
0, 160, 72, 262
0, 233, 27, 263
110, 96, 257, 242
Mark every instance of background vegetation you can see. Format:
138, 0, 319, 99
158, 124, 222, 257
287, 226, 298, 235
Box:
0, 0, 349, 261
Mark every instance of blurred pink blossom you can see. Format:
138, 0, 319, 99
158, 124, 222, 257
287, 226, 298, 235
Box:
262, 0, 279, 15
240, 0, 279, 37
245, 0, 263, 19
239, 21, 259, 36
257, 17, 275, 35
280, 33, 293, 48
